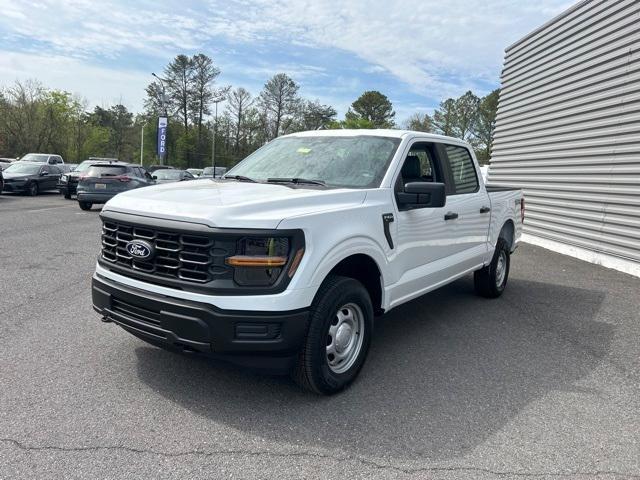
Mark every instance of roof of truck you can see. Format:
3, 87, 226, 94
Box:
284, 129, 468, 145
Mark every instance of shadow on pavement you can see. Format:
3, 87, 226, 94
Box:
134, 276, 610, 461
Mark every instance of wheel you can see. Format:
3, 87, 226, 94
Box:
63, 191, 71, 199
78, 201, 92, 211
474, 237, 510, 298
293, 275, 373, 395
28, 182, 38, 196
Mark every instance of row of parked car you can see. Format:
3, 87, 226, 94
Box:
0, 153, 227, 210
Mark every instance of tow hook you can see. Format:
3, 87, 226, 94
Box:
101, 315, 112, 323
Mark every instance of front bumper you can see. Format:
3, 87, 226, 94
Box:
58, 182, 77, 195
77, 191, 117, 204
3, 182, 27, 192
92, 274, 310, 373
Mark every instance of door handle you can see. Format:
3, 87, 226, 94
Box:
480, 206, 491, 213
444, 212, 459, 221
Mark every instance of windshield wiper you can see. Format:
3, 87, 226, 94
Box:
222, 174, 257, 183
267, 177, 326, 186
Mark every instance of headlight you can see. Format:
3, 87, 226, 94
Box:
226, 237, 294, 286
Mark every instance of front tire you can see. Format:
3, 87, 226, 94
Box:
293, 275, 373, 395
78, 201, 92, 211
63, 191, 71, 199
474, 237, 510, 298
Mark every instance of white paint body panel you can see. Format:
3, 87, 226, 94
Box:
96, 130, 523, 312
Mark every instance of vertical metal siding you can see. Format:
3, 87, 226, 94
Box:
489, 0, 640, 266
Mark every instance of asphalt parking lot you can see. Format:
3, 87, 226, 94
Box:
0, 192, 639, 479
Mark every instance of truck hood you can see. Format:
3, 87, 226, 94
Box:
103, 179, 367, 229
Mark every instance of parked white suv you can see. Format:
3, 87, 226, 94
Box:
92, 130, 523, 394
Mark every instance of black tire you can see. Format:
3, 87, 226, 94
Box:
78, 201, 92, 211
474, 237, 510, 298
63, 191, 71, 199
293, 275, 373, 395
28, 182, 39, 196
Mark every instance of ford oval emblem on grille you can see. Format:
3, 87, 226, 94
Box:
125, 239, 154, 260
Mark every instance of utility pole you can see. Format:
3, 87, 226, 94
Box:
211, 96, 225, 177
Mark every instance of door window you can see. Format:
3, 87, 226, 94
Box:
444, 145, 478, 194
396, 143, 441, 188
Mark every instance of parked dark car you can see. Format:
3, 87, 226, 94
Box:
76, 162, 155, 210
201, 166, 227, 178
147, 165, 176, 173
0, 169, 3, 194
1, 162, 62, 196
58, 159, 108, 199
152, 169, 196, 184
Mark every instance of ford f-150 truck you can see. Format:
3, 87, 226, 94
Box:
92, 130, 523, 394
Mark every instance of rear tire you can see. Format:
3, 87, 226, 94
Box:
63, 191, 71, 199
292, 275, 373, 395
78, 201, 92, 211
28, 182, 38, 196
474, 237, 510, 298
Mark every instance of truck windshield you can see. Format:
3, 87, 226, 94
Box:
20, 154, 49, 163
227, 136, 401, 188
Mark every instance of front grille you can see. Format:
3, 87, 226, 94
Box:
101, 219, 234, 284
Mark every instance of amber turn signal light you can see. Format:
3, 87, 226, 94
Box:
226, 255, 288, 267
288, 248, 305, 278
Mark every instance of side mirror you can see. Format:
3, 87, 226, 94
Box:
397, 182, 446, 209
152, 175, 157, 180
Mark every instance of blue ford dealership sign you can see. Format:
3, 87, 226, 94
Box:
157, 116, 168, 158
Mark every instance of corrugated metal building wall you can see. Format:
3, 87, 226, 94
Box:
489, 0, 640, 277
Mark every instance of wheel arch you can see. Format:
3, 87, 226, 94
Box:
499, 219, 515, 251
308, 244, 386, 316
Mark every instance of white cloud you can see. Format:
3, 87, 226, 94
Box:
0, 0, 574, 117
204, 0, 573, 97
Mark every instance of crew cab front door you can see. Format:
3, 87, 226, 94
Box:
387, 141, 454, 307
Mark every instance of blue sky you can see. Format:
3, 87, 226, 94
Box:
0, 0, 573, 124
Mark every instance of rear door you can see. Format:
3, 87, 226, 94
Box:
47, 165, 61, 190
437, 143, 490, 269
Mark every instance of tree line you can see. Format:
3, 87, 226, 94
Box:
0, 53, 499, 168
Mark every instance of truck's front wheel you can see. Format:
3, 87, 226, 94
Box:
293, 275, 373, 395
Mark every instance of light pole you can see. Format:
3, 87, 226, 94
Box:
211, 95, 225, 177
139, 121, 147, 165
151, 73, 168, 166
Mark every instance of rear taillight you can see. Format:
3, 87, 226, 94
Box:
115, 175, 131, 182
520, 198, 525, 223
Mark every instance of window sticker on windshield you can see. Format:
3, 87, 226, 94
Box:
297, 147, 311, 154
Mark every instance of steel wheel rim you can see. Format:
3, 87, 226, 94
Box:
326, 303, 365, 374
495, 251, 507, 287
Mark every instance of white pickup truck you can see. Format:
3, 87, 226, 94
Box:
92, 130, 523, 394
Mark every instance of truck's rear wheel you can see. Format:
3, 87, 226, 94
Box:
474, 237, 510, 298
293, 275, 373, 395
78, 201, 92, 211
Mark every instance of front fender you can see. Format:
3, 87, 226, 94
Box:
306, 235, 388, 289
